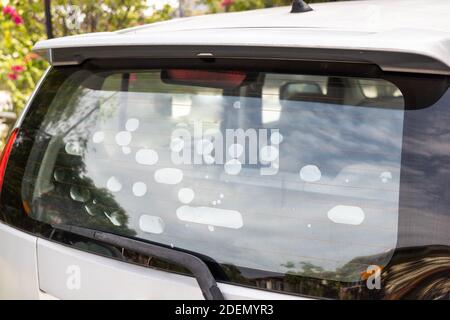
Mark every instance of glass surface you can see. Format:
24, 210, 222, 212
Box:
21, 68, 405, 283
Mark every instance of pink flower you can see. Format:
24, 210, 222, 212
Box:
221, 0, 233, 8
2, 6, 16, 16
2, 6, 23, 25
7, 73, 18, 81
12, 14, 23, 25
11, 65, 25, 73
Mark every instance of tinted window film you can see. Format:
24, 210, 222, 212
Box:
16, 67, 405, 286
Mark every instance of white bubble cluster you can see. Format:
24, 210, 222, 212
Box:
380, 171, 392, 183
224, 159, 242, 175
135, 148, 158, 165
125, 118, 139, 132
260, 145, 279, 162
178, 188, 195, 204
270, 132, 283, 145
203, 154, 215, 164
228, 143, 244, 158
115, 131, 132, 146
104, 211, 122, 226
196, 139, 214, 155
65, 142, 83, 156
92, 131, 105, 144
170, 137, 185, 153
300, 165, 322, 182
106, 176, 122, 192
132, 182, 147, 197
154, 168, 183, 185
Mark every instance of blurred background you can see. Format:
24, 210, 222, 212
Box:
0, 0, 330, 148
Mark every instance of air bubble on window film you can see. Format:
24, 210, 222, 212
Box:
259, 145, 279, 162
106, 176, 122, 192
132, 182, 147, 197
70, 186, 90, 202
170, 137, 185, 153
122, 146, 131, 154
300, 165, 322, 182
380, 171, 392, 183
178, 188, 195, 204
233, 101, 241, 109
92, 131, 105, 144
176, 205, 244, 229
65, 141, 83, 156
228, 143, 244, 158
260, 162, 279, 176
224, 159, 242, 175
139, 215, 164, 234
85, 204, 101, 216
327, 205, 365, 225
115, 131, 132, 146
154, 168, 183, 185
125, 118, 139, 132
203, 154, 215, 164
104, 210, 122, 226
270, 132, 283, 145
53, 168, 66, 182
135, 148, 159, 165
195, 139, 214, 155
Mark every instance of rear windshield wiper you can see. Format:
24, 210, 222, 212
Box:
52, 224, 224, 300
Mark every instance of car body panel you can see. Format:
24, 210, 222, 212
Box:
37, 237, 304, 300
32, 0, 450, 75
0, 223, 40, 299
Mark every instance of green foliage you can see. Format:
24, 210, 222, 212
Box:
0, 0, 330, 114
0, 1, 48, 114
0, 0, 174, 114
51, 0, 149, 36
147, 4, 174, 24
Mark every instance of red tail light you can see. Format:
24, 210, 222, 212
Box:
0, 128, 18, 193
164, 69, 247, 89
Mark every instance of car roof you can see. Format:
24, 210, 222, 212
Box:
34, 0, 450, 75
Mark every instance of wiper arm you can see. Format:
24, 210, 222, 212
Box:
52, 224, 224, 300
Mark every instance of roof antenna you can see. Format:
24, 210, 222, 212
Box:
290, 0, 313, 13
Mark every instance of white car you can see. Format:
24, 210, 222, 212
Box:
1, 0, 449, 300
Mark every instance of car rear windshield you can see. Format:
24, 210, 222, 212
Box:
4, 61, 420, 297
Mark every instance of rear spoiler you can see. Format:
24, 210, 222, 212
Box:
34, 45, 450, 76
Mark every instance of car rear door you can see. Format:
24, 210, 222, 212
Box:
1, 56, 449, 300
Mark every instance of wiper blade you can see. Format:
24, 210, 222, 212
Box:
52, 224, 224, 300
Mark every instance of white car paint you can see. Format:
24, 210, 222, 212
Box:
0, 223, 40, 299
0, 221, 304, 299
33, 0, 450, 74
37, 237, 304, 300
